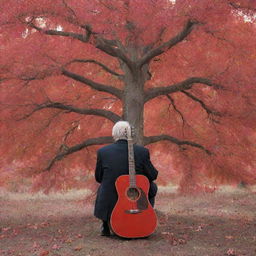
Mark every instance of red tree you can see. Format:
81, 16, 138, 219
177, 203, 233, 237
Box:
1, 0, 256, 192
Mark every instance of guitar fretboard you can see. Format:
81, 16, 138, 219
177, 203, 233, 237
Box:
127, 138, 136, 188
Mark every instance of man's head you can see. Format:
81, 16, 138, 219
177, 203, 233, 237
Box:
112, 121, 131, 141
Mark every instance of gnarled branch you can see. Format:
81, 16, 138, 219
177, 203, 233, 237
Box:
66, 59, 124, 78
28, 21, 93, 43
62, 68, 123, 99
27, 18, 133, 70
229, 1, 256, 12
139, 20, 199, 66
95, 37, 134, 70
20, 102, 122, 123
181, 90, 221, 116
44, 134, 211, 172
166, 95, 186, 128
144, 135, 212, 155
145, 77, 222, 102
44, 136, 113, 171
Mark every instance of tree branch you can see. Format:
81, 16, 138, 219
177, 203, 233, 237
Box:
145, 77, 223, 102
27, 18, 134, 70
61, 120, 80, 144
143, 27, 167, 54
44, 136, 113, 171
94, 37, 134, 70
20, 102, 122, 123
181, 90, 221, 116
144, 135, 212, 155
139, 20, 199, 66
166, 95, 186, 128
65, 59, 124, 78
229, 1, 256, 12
62, 68, 123, 99
28, 21, 93, 43
61, 0, 77, 19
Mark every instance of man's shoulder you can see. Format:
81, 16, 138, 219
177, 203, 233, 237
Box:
134, 144, 149, 154
97, 143, 116, 153
97, 142, 149, 154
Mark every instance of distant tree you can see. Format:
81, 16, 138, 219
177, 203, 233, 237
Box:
1, 0, 256, 192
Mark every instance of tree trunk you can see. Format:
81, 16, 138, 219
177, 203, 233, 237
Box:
123, 71, 145, 145
120, 47, 151, 145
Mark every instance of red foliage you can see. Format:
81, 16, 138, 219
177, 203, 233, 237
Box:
1, 0, 256, 192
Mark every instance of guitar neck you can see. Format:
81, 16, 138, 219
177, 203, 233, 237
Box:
127, 138, 136, 188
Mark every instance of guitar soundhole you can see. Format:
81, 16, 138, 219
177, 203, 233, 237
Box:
127, 187, 140, 201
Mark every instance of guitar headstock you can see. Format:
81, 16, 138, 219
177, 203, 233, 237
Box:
130, 125, 135, 139
125, 124, 135, 141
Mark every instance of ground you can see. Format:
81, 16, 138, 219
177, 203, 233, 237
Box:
0, 186, 255, 256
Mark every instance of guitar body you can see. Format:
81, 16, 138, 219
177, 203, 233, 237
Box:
110, 174, 157, 238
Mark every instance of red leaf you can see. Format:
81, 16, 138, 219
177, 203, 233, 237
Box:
39, 250, 49, 256
33, 242, 40, 248
52, 244, 61, 250
74, 245, 83, 251
226, 248, 236, 256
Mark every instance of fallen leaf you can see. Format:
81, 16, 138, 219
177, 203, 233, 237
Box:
32, 225, 38, 230
195, 225, 203, 231
33, 242, 40, 248
178, 239, 187, 245
39, 250, 49, 256
12, 229, 19, 236
172, 240, 178, 246
226, 248, 236, 256
52, 244, 61, 250
65, 238, 73, 244
74, 244, 84, 251
40, 222, 49, 227
2, 227, 11, 232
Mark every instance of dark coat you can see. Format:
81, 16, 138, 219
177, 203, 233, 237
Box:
94, 140, 158, 221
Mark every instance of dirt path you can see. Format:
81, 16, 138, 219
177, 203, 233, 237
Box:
0, 187, 255, 256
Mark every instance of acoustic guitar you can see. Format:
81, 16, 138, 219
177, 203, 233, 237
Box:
110, 127, 157, 238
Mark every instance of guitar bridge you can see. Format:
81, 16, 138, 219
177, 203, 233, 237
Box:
125, 209, 142, 214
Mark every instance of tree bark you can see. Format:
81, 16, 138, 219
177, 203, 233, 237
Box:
122, 69, 145, 144
120, 48, 149, 145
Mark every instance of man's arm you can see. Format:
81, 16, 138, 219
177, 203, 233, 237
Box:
95, 151, 103, 183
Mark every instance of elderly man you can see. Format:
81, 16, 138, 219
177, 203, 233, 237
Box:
94, 121, 158, 236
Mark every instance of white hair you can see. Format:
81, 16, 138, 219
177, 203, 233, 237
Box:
112, 121, 131, 141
